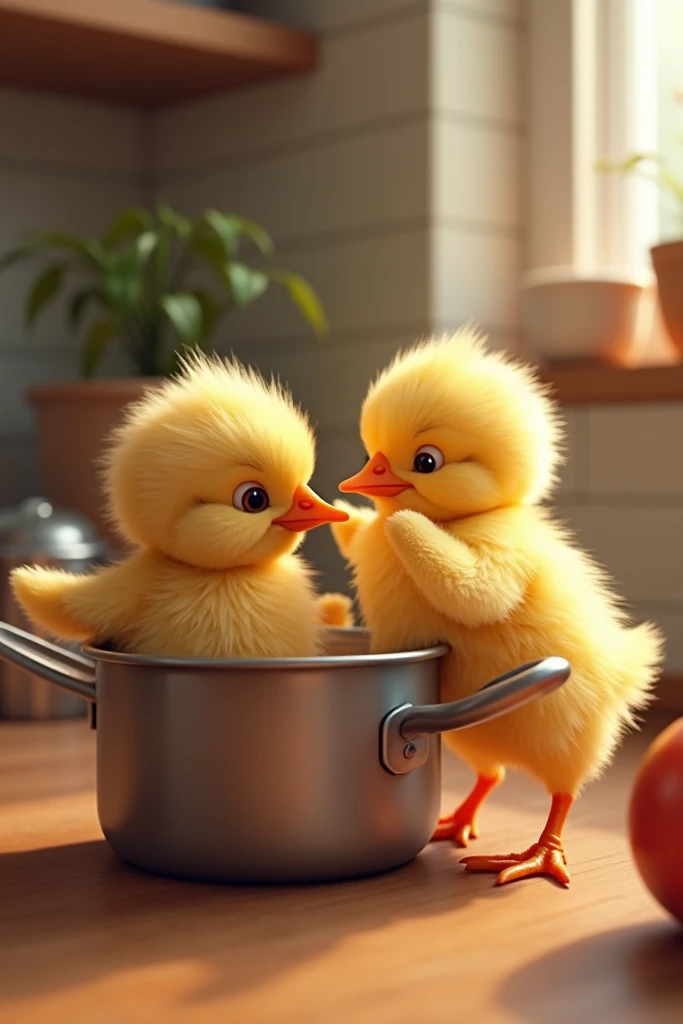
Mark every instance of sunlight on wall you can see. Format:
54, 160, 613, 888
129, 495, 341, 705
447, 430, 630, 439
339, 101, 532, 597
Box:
656, 0, 683, 241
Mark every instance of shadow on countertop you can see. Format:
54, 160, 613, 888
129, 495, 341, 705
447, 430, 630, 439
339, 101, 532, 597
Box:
0, 837, 506, 1005
497, 921, 683, 1024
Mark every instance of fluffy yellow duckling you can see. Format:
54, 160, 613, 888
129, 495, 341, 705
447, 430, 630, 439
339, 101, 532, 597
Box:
332, 328, 664, 886
12, 353, 351, 659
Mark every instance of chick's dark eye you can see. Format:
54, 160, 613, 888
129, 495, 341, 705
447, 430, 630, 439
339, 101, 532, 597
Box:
232, 481, 270, 513
244, 488, 268, 512
413, 445, 445, 474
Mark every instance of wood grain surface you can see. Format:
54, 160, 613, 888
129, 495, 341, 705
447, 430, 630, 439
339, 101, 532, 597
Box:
541, 361, 683, 405
0, 713, 681, 1024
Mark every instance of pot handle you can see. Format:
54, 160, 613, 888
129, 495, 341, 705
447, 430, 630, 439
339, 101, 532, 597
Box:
0, 621, 97, 703
381, 656, 570, 774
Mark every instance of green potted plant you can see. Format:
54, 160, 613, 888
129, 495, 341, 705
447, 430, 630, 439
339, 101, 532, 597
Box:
0, 202, 327, 548
596, 89, 683, 357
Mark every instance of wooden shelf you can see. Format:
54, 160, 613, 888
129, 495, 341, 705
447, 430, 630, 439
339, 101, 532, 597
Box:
541, 361, 683, 405
0, 0, 318, 107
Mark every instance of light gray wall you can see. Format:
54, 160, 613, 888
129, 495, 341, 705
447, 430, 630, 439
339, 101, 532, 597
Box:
0, 90, 147, 506
556, 403, 683, 676
429, 1, 525, 343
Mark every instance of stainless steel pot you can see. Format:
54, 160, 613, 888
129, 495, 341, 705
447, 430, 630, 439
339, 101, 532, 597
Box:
0, 621, 570, 884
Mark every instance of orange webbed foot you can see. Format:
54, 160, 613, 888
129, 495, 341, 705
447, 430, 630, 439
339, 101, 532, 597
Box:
432, 810, 480, 847
461, 838, 570, 887
460, 794, 574, 888
431, 771, 503, 848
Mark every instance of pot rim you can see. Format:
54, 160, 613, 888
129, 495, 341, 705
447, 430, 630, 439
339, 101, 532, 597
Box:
521, 269, 652, 289
82, 627, 450, 671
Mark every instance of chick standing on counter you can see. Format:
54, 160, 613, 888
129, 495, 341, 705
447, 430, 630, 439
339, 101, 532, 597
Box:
12, 354, 351, 659
332, 328, 663, 886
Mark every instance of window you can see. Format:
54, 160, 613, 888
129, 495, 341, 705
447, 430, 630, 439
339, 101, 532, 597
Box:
528, 0, 683, 275
655, 0, 683, 243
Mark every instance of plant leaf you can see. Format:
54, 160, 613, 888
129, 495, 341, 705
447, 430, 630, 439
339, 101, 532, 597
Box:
234, 217, 274, 256
623, 153, 657, 173
68, 286, 103, 330
658, 165, 683, 203
25, 263, 67, 327
103, 231, 158, 313
226, 262, 269, 307
28, 231, 106, 267
266, 269, 329, 336
102, 207, 153, 249
0, 243, 42, 273
81, 318, 118, 378
202, 210, 240, 257
203, 210, 274, 258
156, 203, 192, 240
189, 288, 222, 344
596, 152, 683, 206
160, 293, 203, 347
189, 233, 229, 279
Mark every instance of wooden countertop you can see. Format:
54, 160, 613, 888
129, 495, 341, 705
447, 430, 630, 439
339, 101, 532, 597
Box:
0, 715, 681, 1024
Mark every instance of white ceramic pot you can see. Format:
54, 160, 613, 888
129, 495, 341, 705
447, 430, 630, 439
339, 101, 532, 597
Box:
521, 266, 653, 366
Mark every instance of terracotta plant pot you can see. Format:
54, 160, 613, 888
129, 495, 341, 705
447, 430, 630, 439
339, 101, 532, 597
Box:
26, 379, 162, 552
650, 241, 683, 356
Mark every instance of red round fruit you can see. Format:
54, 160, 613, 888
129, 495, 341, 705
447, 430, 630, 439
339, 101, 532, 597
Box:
628, 717, 683, 924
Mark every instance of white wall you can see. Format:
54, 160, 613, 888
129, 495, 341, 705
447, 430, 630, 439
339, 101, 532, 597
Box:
430, 1, 525, 344
0, 90, 147, 506
154, 0, 527, 591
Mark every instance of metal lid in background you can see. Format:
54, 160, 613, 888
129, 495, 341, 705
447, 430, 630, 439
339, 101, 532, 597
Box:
0, 497, 107, 560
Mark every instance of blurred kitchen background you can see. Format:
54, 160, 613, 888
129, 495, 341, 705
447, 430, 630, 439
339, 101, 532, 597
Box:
0, 0, 682, 697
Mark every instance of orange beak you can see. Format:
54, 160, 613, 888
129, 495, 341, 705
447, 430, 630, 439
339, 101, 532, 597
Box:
272, 484, 350, 532
339, 452, 413, 498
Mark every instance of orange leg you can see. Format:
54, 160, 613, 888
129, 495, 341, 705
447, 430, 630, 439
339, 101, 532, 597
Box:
461, 793, 574, 886
431, 770, 504, 847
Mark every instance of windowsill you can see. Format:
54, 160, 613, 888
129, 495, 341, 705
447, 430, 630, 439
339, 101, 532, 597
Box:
540, 361, 683, 404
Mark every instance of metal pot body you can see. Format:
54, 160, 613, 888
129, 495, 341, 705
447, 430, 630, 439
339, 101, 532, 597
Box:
0, 621, 570, 885
95, 651, 441, 884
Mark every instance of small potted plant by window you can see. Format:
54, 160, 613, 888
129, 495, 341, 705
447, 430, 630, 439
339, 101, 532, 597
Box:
597, 89, 683, 357
0, 203, 327, 548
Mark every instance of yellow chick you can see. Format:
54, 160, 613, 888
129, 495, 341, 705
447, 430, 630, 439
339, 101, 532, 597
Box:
332, 328, 664, 887
12, 353, 351, 659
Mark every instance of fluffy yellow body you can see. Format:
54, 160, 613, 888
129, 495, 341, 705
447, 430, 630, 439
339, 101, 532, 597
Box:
344, 504, 661, 796
12, 353, 352, 659
13, 551, 326, 659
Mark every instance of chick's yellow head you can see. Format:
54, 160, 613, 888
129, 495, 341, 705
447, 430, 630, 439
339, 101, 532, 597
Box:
341, 328, 563, 520
104, 352, 345, 568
